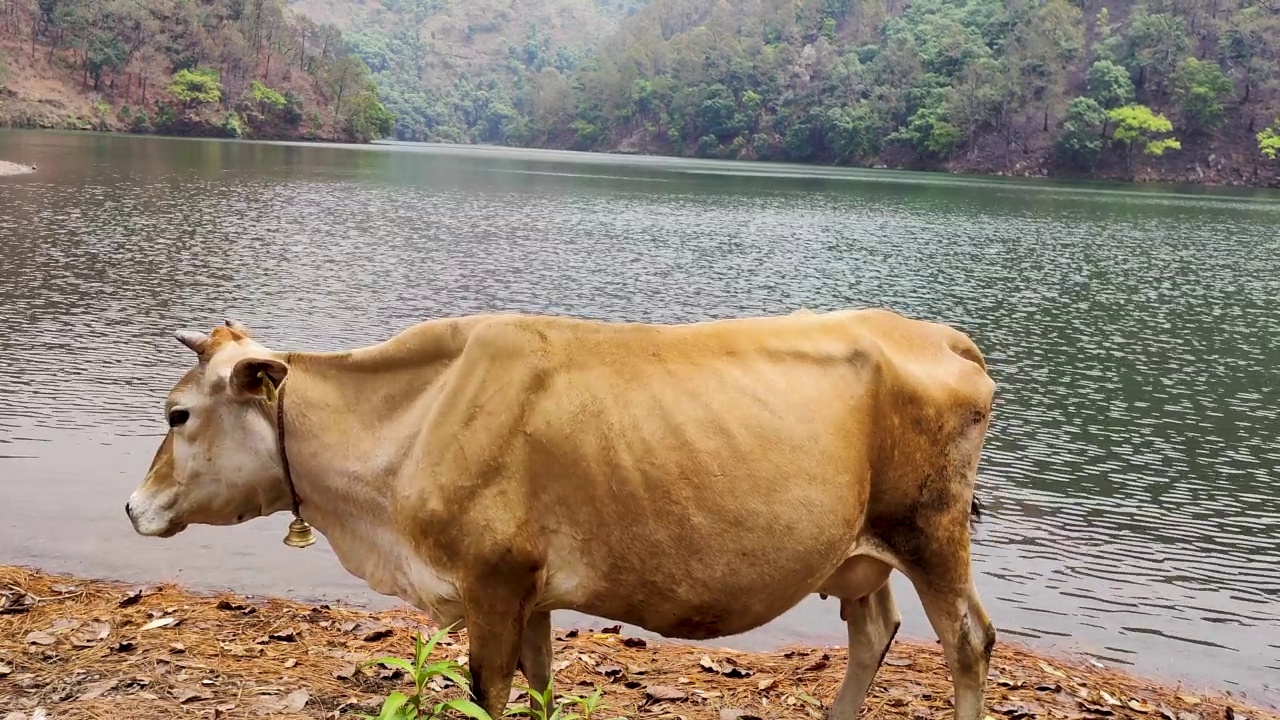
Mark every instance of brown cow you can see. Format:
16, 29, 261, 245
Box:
126, 309, 998, 720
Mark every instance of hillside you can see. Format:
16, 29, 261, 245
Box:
521, 0, 1280, 185
283, 0, 649, 142
4, 0, 1279, 184
0, 0, 391, 142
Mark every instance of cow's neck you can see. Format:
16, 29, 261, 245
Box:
268, 317, 494, 612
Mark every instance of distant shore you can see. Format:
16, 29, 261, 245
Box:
0, 160, 36, 176
2, 565, 1276, 719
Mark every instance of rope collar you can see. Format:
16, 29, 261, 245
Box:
262, 374, 315, 548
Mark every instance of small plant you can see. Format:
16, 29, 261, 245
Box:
359, 626, 611, 720
360, 624, 488, 720
507, 684, 608, 720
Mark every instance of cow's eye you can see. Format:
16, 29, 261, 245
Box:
168, 409, 190, 427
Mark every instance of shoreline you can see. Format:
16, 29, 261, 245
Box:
4, 124, 1279, 189
2, 566, 1275, 720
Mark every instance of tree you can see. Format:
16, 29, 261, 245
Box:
1124, 11, 1191, 95
1087, 60, 1134, 110
1259, 119, 1280, 160
1173, 57, 1232, 131
1108, 104, 1181, 172
1056, 96, 1107, 169
169, 67, 221, 107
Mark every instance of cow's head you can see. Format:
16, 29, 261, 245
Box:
126, 320, 294, 538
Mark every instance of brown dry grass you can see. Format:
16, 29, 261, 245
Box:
1, 565, 1274, 720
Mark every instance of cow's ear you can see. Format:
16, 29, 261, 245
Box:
229, 358, 289, 398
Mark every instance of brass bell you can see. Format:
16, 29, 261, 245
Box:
283, 516, 316, 548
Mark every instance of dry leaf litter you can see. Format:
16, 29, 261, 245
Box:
1, 566, 1275, 720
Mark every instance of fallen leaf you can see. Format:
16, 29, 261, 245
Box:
280, 690, 309, 711
1177, 697, 1202, 707
720, 709, 762, 720
509, 688, 527, 703
117, 589, 143, 607
345, 619, 392, 642
551, 660, 572, 673
803, 657, 829, 672
1039, 663, 1067, 679
699, 656, 721, 673
1129, 700, 1155, 714
216, 600, 248, 612
70, 621, 111, 647
595, 663, 624, 677
214, 704, 236, 719
1080, 702, 1115, 717
993, 702, 1040, 719
139, 617, 177, 632
1100, 692, 1121, 707
49, 618, 83, 632
719, 658, 752, 678
1176, 713, 1200, 720
173, 687, 210, 703
169, 642, 186, 654
332, 664, 357, 681
269, 627, 299, 642
623, 637, 648, 648
646, 685, 688, 702
112, 640, 136, 653
427, 676, 455, 691
601, 625, 622, 634
628, 664, 648, 675
1158, 707, 1177, 720
757, 677, 777, 691
283, 658, 298, 668
24, 631, 56, 646
77, 678, 119, 701
885, 657, 913, 667
0, 592, 36, 614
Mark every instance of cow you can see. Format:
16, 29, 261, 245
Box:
126, 309, 998, 720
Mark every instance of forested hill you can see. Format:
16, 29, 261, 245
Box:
4, 0, 1279, 185
321, 0, 1280, 185
0, 0, 392, 141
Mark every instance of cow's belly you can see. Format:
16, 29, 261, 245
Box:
543, 517, 856, 640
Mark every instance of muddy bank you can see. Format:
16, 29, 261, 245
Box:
0, 160, 35, 176
2, 567, 1273, 720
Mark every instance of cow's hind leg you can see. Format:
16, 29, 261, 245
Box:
909, 572, 995, 720
829, 581, 901, 720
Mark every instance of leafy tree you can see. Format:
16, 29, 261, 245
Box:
169, 67, 220, 107
250, 80, 287, 109
1124, 10, 1191, 94
1172, 57, 1232, 131
1259, 119, 1280, 160
1056, 97, 1107, 168
1086, 60, 1135, 110
1108, 104, 1181, 172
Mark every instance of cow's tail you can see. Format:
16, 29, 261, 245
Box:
969, 494, 985, 531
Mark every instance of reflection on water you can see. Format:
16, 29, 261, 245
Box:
1, 130, 1277, 706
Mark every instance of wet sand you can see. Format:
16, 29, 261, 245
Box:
3, 566, 1274, 720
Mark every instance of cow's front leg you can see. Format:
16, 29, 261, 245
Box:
518, 610, 554, 700
463, 576, 538, 717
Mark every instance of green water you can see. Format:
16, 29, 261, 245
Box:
2, 129, 1277, 704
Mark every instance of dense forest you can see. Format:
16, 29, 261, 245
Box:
4, 0, 1280, 182
0, 0, 392, 140
314, 0, 1280, 183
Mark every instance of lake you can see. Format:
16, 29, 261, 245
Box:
1, 129, 1277, 706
